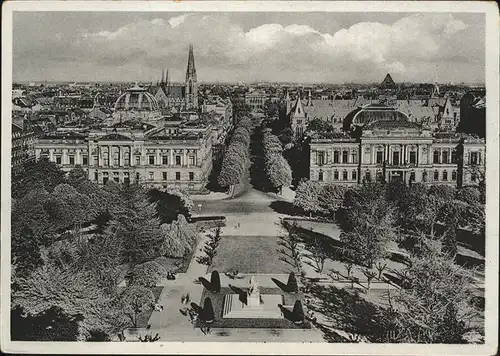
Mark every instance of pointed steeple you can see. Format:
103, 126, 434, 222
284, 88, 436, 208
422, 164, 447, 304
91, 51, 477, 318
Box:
185, 44, 197, 82
306, 90, 313, 106
293, 94, 305, 118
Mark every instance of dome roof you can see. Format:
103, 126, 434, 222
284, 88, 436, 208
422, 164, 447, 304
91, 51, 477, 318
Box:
344, 104, 409, 127
114, 85, 159, 112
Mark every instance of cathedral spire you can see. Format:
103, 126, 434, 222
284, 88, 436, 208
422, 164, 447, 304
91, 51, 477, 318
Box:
185, 44, 197, 83
306, 89, 313, 106
161, 69, 165, 84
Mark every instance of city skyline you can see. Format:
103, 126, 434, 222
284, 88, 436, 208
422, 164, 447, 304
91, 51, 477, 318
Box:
13, 12, 485, 84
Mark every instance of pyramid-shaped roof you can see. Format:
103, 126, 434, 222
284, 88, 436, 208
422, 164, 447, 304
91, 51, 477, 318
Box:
380, 74, 396, 88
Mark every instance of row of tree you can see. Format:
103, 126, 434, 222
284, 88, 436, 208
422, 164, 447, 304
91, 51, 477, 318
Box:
217, 117, 252, 194
262, 129, 292, 193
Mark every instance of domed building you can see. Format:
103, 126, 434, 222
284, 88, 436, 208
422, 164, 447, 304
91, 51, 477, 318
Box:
112, 84, 162, 124
308, 103, 484, 188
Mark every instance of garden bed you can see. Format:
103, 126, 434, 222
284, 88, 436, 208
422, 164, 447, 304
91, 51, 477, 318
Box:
208, 236, 295, 274
198, 287, 311, 329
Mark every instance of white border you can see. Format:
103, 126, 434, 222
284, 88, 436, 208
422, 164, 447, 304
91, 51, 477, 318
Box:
1, 2, 498, 355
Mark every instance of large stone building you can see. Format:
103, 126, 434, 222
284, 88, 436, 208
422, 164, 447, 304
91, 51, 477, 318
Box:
12, 116, 36, 175
309, 104, 484, 188
287, 90, 373, 139
34, 120, 214, 192
154, 44, 198, 112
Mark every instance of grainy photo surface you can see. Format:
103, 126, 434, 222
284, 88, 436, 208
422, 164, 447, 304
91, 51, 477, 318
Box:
1, 1, 498, 355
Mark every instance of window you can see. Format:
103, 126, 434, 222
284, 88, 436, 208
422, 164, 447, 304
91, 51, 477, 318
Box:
189, 156, 195, 166
162, 156, 168, 165
333, 171, 338, 181
149, 172, 154, 181
189, 172, 194, 181
103, 177, 108, 185
376, 151, 383, 164
176, 172, 181, 180
149, 155, 155, 165
94, 171, 98, 181
471, 173, 477, 182
443, 170, 448, 181
114, 177, 120, 183
317, 152, 325, 166
162, 172, 167, 181
124, 177, 130, 184
56, 156, 61, 164
409, 151, 416, 164
113, 151, 119, 166
365, 171, 371, 182
69, 155, 75, 165
376, 171, 384, 182
451, 149, 458, 163
422, 170, 428, 182
352, 170, 357, 181
433, 150, 440, 164
452, 170, 457, 181
124, 153, 130, 166
176, 155, 182, 166
343, 171, 348, 180
442, 151, 449, 164
351, 151, 358, 164
469, 152, 479, 164
342, 151, 348, 163
94, 156, 98, 166
434, 170, 439, 181
333, 151, 339, 164
82, 156, 88, 166
135, 156, 141, 166
410, 172, 415, 182
392, 151, 400, 165
103, 156, 109, 167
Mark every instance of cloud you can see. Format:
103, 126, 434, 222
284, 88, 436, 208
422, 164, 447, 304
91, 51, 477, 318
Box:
13, 12, 483, 83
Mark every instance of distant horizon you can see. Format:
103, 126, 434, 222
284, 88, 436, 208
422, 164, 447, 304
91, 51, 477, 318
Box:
13, 12, 485, 84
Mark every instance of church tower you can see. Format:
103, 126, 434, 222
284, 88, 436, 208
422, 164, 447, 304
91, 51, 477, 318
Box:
185, 44, 198, 109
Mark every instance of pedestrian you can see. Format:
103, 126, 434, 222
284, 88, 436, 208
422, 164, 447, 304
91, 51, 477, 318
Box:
237, 222, 241, 228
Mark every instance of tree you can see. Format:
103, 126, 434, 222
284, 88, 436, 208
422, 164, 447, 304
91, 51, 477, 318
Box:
67, 166, 88, 187
362, 268, 377, 290
375, 262, 387, 280
12, 158, 66, 199
287, 272, 298, 293
117, 185, 164, 265
262, 131, 283, 156
384, 250, 479, 343
339, 184, 396, 268
160, 214, 198, 258
307, 118, 335, 134
308, 237, 329, 273
202, 225, 222, 265
210, 271, 221, 293
12, 227, 44, 278
149, 188, 192, 224
293, 180, 322, 217
130, 261, 167, 288
265, 154, 292, 192
292, 300, 305, 324
120, 286, 155, 328
202, 297, 215, 323
318, 184, 348, 216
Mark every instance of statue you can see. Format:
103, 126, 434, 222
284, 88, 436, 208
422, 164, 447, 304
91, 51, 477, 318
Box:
247, 276, 261, 307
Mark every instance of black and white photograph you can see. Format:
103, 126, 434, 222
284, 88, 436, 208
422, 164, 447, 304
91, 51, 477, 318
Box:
1, 1, 498, 354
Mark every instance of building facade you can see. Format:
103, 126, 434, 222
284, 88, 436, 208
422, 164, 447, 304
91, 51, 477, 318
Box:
34, 122, 214, 192
12, 119, 36, 175
309, 104, 485, 188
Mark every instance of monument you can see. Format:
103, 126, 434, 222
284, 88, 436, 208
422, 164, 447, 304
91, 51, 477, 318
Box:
222, 276, 283, 319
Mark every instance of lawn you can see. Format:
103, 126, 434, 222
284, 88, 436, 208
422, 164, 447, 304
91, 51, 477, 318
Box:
198, 287, 311, 329
208, 236, 295, 274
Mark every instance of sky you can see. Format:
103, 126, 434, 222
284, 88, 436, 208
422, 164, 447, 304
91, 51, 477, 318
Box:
12, 12, 485, 84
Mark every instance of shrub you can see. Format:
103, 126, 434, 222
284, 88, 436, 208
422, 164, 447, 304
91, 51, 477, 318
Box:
210, 271, 221, 293
131, 261, 167, 287
202, 297, 215, 323
292, 300, 304, 324
287, 272, 298, 293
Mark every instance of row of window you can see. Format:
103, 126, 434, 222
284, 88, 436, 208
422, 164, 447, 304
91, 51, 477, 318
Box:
95, 171, 195, 184
316, 169, 460, 183
433, 149, 459, 164
51, 154, 196, 167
